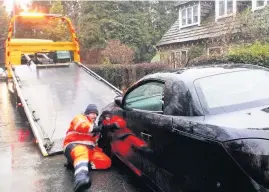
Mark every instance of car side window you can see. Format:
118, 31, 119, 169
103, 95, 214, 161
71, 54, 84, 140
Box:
124, 81, 164, 111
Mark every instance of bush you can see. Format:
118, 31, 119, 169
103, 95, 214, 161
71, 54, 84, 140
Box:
87, 62, 170, 90
88, 40, 269, 91
102, 40, 135, 64
228, 41, 269, 66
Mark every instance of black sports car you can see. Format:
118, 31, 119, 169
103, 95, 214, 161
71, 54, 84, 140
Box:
99, 64, 269, 192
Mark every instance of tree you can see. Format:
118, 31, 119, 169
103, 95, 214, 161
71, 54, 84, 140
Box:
101, 40, 134, 64
62, 1, 80, 32
47, 1, 71, 41
50, 1, 64, 15
0, 3, 9, 40
30, 1, 51, 13
16, 1, 178, 63
238, 7, 269, 43
78, 1, 177, 63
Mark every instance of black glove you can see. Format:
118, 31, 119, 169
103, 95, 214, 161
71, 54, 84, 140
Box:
91, 124, 103, 133
96, 122, 117, 138
109, 122, 120, 131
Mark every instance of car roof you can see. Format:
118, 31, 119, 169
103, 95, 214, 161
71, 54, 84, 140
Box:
142, 64, 268, 83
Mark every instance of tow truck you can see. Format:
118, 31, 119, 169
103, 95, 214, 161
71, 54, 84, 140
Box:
4, 12, 121, 157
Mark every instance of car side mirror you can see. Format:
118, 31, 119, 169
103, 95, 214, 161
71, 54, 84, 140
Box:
114, 96, 123, 107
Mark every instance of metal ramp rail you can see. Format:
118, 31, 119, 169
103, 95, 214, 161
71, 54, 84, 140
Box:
10, 58, 121, 156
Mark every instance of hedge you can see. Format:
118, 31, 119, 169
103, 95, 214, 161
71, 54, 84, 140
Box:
187, 41, 269, 67
87, 41, 269, 90
227, 41, 269, 66
86, 62, 171, 90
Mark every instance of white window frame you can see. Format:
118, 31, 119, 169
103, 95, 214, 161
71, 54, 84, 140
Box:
207, 47, 223, 56
174, 50, 188, 60
252, 0, 268, 11
215, 0, 237, 21
179, 2, 201, 29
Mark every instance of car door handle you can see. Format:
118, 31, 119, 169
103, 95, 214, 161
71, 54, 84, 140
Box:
141, 132, 152, 140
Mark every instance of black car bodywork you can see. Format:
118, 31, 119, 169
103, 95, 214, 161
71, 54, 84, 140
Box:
99, 64, 269, 192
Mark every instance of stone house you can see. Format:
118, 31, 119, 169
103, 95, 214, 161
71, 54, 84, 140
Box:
156, 0, 269, 68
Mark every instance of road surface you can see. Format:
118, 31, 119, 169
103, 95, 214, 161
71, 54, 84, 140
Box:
0, 82, 152, 192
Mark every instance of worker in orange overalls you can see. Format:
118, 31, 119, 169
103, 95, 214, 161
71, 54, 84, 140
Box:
63, 104, 117, 192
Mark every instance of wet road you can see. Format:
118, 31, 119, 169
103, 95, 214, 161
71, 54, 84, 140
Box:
0, 82, 152, 192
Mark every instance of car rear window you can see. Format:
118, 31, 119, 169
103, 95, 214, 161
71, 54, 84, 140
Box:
194, 70, 269, 114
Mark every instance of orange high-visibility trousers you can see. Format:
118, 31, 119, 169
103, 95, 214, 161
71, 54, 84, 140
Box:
70, 145, 111, 173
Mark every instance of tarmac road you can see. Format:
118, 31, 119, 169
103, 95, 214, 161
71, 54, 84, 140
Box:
0, 82, 152, 192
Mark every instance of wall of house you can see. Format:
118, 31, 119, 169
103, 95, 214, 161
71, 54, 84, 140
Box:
158, 37, 237, 68
159, 40, 207, 68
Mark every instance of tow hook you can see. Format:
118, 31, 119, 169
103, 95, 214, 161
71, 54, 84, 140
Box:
44, 139, 54, 151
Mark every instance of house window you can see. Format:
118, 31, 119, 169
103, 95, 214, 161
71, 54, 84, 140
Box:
180, 4, 200, 28
219, 0, 225, 16
216, 0, 236, 19
193, 6, 198, 23
182, 9, 187, 25
207, 47, 223, 56
252, 0, 268, 11
257, 0, 266, 6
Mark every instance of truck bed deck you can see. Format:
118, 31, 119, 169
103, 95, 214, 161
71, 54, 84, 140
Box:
10, 62, 120, 156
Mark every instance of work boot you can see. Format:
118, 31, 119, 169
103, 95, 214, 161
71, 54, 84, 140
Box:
73, 171, 91, 192
64, 161, 74, 170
